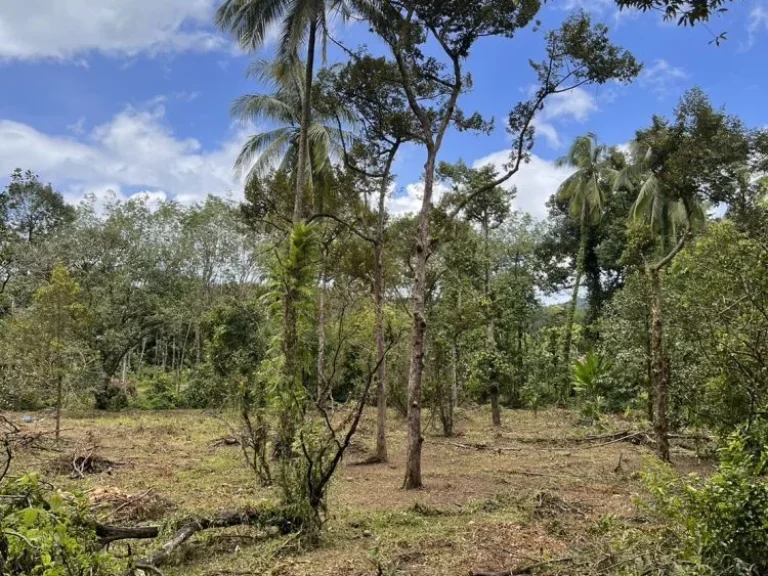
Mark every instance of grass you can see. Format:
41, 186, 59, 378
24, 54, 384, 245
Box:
5, 406, 712, 576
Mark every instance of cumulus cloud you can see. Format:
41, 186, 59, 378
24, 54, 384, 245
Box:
472, 150, 575, 220
0, 104, 249, 206
0, 0, 227, 61
532, 88, 598, 148
387, 181, 450, 217
393, 150, 574, 221
639, 59, 689, 100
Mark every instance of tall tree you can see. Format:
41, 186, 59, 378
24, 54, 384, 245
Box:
616, 88, 749, 461
317, 54, 420, 461
0, 170, 75, 299
359, 0, 640, 488
217, 0, 353, 457
25, 264, 90, 439
554, 134, 615, 399
440, 162, 510, 426
216, 0, 351, 222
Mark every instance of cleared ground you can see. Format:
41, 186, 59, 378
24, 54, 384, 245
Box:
7, 407, 710, 576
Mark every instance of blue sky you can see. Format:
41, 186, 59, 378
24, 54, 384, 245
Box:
0, 0, 766, 218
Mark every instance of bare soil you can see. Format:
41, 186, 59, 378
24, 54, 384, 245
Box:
6, 407, 711, 576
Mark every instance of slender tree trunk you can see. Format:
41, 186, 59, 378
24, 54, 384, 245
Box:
138, 337, 146, 377
645, 314, 654, 422
561, 223, 587, 401
121, 354, 128, 387
55, 372, 63, 441
293, 18, 317, 223
179, 323, 192, 374
452, 287, 462, 410
514, 322, 524, 408
316, 257, 327, 406
274, 16, 317, 459
276, 288, 299, 459
484, 216, 501, 427
451, 337, 460, 412
403, 153, 436, 490
488, 313, 501, 427
374, 239, 388, 461
649, 268, 670, 462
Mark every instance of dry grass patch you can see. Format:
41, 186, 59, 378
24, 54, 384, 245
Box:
3, 406, 713, 576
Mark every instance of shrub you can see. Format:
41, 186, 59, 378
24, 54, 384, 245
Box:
180, 364, 233, 409
642, 432, 768, 575
572, 352, 611, 422
0, 474, 117, 575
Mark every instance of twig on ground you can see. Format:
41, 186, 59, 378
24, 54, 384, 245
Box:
430, 440, 521, 453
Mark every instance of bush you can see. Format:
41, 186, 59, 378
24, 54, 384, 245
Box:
131, 370, 180, 410
572, 352, 611, 422
180, 364, 233, 408
642, 432, 768, 575
0, 474, 117, 575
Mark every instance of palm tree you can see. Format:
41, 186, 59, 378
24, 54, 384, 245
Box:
216, 0, 351, 223
554, 134, 615, 400
615, 143, 704, 462
231, 59, 350, 198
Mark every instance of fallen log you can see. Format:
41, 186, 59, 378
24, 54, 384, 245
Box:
122, 507, 294, 575
96, 524, 160, 545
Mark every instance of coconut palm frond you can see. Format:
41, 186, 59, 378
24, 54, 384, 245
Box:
555, 172, 582, 203
585, 173, 604, 223
279, 144, 299, 175
556, 133, 610, 224
231, 94, 298, 126
215, 0, 292, 50
307, 122, 334, 174
235, 128, 294, 179
278, 0, 316, 61
631, 173, 661, 223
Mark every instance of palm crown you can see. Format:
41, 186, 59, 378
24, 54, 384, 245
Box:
232, 59, 352, 189
555, 133, 616, 225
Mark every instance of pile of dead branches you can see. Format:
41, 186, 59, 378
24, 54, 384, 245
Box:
89, 486, 174, 523
1, 415, 63, 480
48, 446, 122, 479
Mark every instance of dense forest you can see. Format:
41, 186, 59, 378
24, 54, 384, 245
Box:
2, 0, 768, 575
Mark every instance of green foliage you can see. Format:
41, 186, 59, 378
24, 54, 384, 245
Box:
0, 264, 98, 412
134, 370, 181, 410
641, 433, 768, 575
180, 364, 229, 409
0, 474, 117, 576
572, 352, 611, 422
667, 221, 768, 434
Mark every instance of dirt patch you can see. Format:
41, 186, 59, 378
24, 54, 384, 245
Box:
5, 407, 716, 576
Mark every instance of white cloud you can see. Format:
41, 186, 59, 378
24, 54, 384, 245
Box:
0, 0, 226, 61
639, 59, 689, 99
532, 121, 563, 148
472, 150, 575, 220
66, 117, 87, 136
387, 182, 450, 217
559, 0, 613, 16
393, 147, 576, 220
744, 3, 768, 49
532, 88, 598, 148
0, 104, 249, 206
